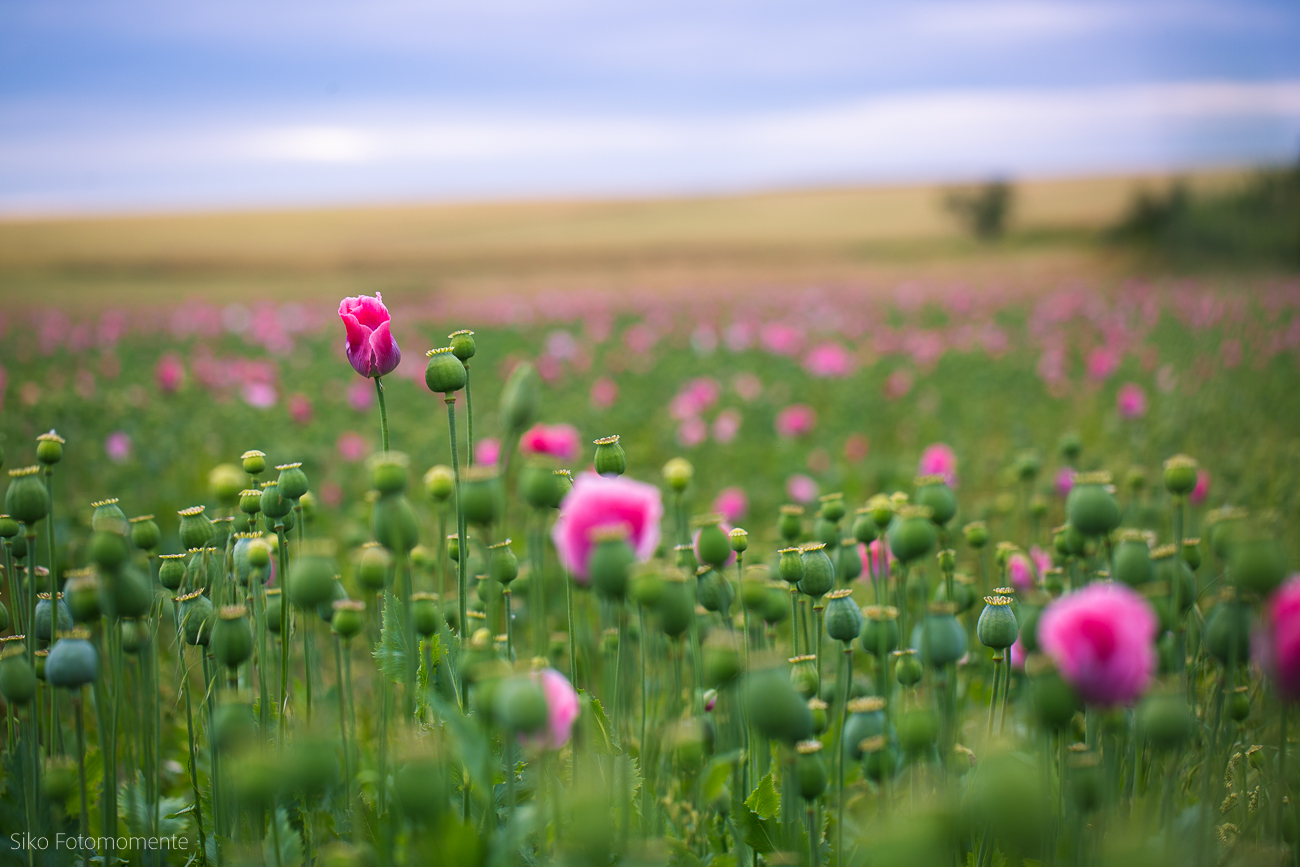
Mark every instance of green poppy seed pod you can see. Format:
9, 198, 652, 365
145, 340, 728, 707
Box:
778, 547, 805, 585
448, 328, 476, 361
1054, 523, 1087, 558
790, 655, 819, 698
6, 467, 49, 525
42, 757, 77, 801
914, 477, 957, 527
1059, 431, 1083, 462
1125, 466, 1147, 493
128, 514, 160, 551
744, 663, 814, 744
289, 542, 339, 609
232, 534, 270, 586
177, 505, 216, 550
813, 517, 840, 547
1139, 693, 1193, 750
663, 457, 693, 492
1227, 689, 1250, 722
553, 469, 573, 505
274, 462, 308, 501
35, 595, 72, 642
89, 530, 129, 571
178, 591, 214, 646
1162, 454, 1198, 496
421, 465, 454, 505
703, 636, 741, 687
45, 633, 99, 688
977, 596, 1019, 649
90, 498, 129, 537
241, 449, 267, 476
694, 515, 731, 567
395, 756, 448, 823
202, 463, 242, 509
852, 508, 878, 544
729, 527, 748, 553
593, 435, 626, 477
963, 521, 990, 549
888, 506, 937, 564
795, 742, 828, 800
1014, 450, 1041, 482
520, 461, 559, 510
212, 700, 256, 753
935, 575, 976, 614
35, 431, 65, 465
0, 514, 18, 539
494, 675, 549, 732
1066, 473, 1121, 537
778, 505, 804, 542
819, 493, 846, 523
1031, 667, 1080, 730
696, 567, 732, 614
460, 468, 503, 527
358, 542, 392, 590
808, 699, 829, 734
212, 606, 254, 668
264, 591, 282, 634
824, 589, 863, 642
759, 585, 790, 625
937, 548, 955, 573
316, 580, 347, 622
424, 347, 467, 394
861, 739, 898, 782
372, 494, 420, 553
859, 606, 900, 657
799, 543, 835, 598
1112, 531, 1154, 586
446, 533, 462, 563
837, 539, 862, 583
332, 600, 365, 639
1152, 545, 1196, 617
410, 593, 440, 637
33, 651, 46, 681
119, 618, 150, 654
843, 697, 889, 760
911, 607, 967, 666
0, 648, 36, 704
367, 452, 409, 495
630, 573, 665, 608
1206, 508, 1249, 560
500, 361, 540, 432
590, 530, 635, 601
489, 540, 519, 585
867, 494, 894, 531
237, 489, 261, 517
1229, 536, 1287, 596
897, 708, 938, 754
655, 577, 693, 637
158, 554, 186, 591
1204, 599, 1253, 666
65, 575, 101, 623
1067, 752, 1104, 813
1182, 538, 1202, 571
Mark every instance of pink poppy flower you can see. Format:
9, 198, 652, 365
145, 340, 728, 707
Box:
476, 438, 501, 466
1055, 466, 1075, 498
918, 443, 958, 487
591, 377, 618, 409
803, 342, 854, 378
289, 393, 313, 425
760, 322, 804, 356
552, 473, 663, 581
1009, 637, 1026, 671
844, 434, 870, 463
677, 417, 707, 448
1007, 552, 1038, 593
347, 378, 375, 411
1189, 469, 1210, 506
732, 373, 762, 401
1117, 383, 1147, 419
155, 353, 185, 393
337, 433, 368, 463
338, 293, 401, 378
527, 667, 580, 750
775, 404, 817, 438
1086, 347, 1120, 381
713, 487, 748, 524
243, 382, 277, 409
859, 539, 896, 577
1254, 576, 1300, 701
786, 474, 819, 504
712, 409, 741, 443
1030, 546, 1053, 576
105, 432, 132, 464
885, 369, 914, 399
520, 423, 582, 462
1039, 583, 1158, 706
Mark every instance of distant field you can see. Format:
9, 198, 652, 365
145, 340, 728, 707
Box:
0, 170, 1245, 310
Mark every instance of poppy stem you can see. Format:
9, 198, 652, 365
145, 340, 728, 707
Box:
374, 376, 390, 453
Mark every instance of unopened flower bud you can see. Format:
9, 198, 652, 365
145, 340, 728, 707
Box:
663, 457, 693, 492
499, 361, 540, 432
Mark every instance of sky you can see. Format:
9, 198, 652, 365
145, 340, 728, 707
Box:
2, 0, 1299, 215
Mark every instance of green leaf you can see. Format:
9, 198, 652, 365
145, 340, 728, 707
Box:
745, 771, 780, 819
737, 805, 780, 855
371, 591, 408, 684
263, 807, 304, 867
581, 689, 619, 755
700, 755, 736, 803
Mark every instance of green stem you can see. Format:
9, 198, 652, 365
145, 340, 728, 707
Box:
1278, 700, 1289, 846
276, 524, 290, 742
375, 375, 390, 453
566, 573, 578, 687
74, 693, 88, 839
181, 646, 209, 866
446, 397, 469, 698
837, 645, 851, 867
464, 365, 474, 466
334, 636, 352, 831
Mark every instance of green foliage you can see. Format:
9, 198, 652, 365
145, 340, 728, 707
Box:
945, 181, 1014, 240
371, 590, 407, 684
263, 807, 304, 867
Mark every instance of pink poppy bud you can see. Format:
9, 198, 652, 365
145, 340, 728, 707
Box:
338, 292, 401, 378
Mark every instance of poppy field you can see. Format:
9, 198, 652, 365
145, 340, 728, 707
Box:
1, 269, 1300, 867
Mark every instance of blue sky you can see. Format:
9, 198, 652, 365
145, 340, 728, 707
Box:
2, 0, 1299, 214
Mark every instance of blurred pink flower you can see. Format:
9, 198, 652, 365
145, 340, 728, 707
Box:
786, 474, 819, 503
1117, 383, 1147, 419
1009, 637, 1026, 671
1189, 469, 1211, 506
347, 378, 375, 411
1007, 552, 1038, 592
760, 322, 805, 356
155, 353, 185, 393
477, 438, 501, 465
338, 292, 401, 378
775, 404, 817, 438
528, 668, 580, 750
320, 481, 343, 508
713, 487, 748, 524
1086, 347, 1121, 381
844, 433, 870, 463
860, 539, 896, 577
918, 443, 958, 487
1039, 583, 1157, 706
803, 342, 854, 378
712, 409, 741, 443
552, 473, 663, 581
670, 378, 721, 420
732, 373, 762, 401
885, 368, 914, 399
337, 432, 368, 463
520, 423, 582, 462
590, 377, 618, 409
1055, 466, 1076, 498
105, 432, 132, 463
289, 393, 313, 425
677, 417, 707, 447
623, 323, 658, 355
1030, 545, 1053, 576
1253, 575, 1300, 701
243, 382, 278, 409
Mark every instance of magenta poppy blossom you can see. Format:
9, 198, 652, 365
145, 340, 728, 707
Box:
713, 487, 748, 524
337, 432, 368, 463
775, 404, 817, 438
786, 474, 819, 504
859, 539, 896, 578
526, 668, 581, 749
338, 293, 401, 378
1039, 583, 1158, 706
1189, 469, 1211, 506
918, 443, 958, 487
289, 393, 313, 425
105, 432, 132, 464
347, 378, 375, 411
155, 353, 185, 393
1055, 466, 1076, 498
552, 473, 663, 581
1253, 575, 1300, 701
591, 377, 618, 409
712, 409, 742, 443
677, 417, 707, 448
1007, 552, 1038, 593
520, 423, 581, 462
803, 342, 854, 378
1117, 382, 1147, 419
